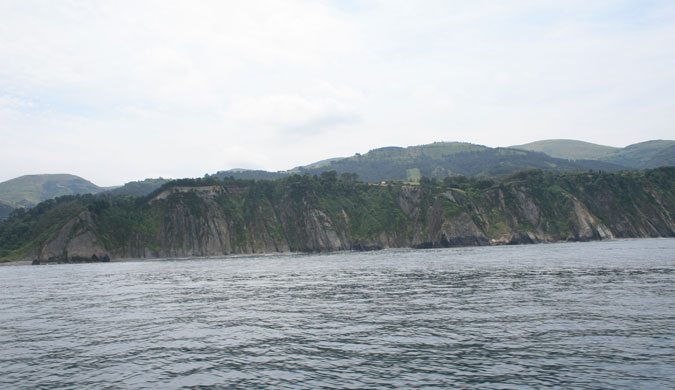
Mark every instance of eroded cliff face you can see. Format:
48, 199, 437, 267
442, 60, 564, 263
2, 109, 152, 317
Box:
26, 175, 675, 263
28, 211, 110, 264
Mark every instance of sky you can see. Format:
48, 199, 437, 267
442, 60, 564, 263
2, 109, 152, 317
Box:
1, 0, 674, 186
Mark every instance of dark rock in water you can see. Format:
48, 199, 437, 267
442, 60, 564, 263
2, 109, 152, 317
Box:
34, 253, 112, 264
47, 254, 65, 263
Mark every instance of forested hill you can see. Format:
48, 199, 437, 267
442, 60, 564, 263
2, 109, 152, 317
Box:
0, 201, 14, 221
211, 142, 626, 183
295, 145, 625, 182
3, 140, 671, 210
103, 178, 170, 196
1, 167, 673, 264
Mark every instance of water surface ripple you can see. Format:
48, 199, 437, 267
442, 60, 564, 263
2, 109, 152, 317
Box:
1, 239, 674, 389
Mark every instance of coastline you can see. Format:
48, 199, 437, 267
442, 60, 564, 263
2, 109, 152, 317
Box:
4, 236, 673, 267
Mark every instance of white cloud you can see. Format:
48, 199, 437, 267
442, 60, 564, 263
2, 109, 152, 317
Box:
0, 95, 33, 108
0, 94, 34, 120
226, 92, 360, 135
1, 0, 674, 185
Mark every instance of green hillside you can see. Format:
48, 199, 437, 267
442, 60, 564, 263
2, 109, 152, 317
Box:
600, 140, 675, 169
511, 139, 619, 160
215, 141, 625, 183
0, 174, 103, 208
295, 157, 346, 170
210, 169, 287, 181
0, 200, 14, 221
296, 142, 623, 182
105, 178, 171, 196
512, 139, 675, 169
1, 167, 673, 262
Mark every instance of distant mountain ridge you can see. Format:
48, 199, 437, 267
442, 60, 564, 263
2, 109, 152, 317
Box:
295, 142, 628, 181
510, 140, 619, 160
2, 139, 673, 210
214, 141, 630, 182
512, 139, 675, 169
601, 140, 675, 169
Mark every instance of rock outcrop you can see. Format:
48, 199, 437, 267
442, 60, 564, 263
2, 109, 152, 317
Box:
29, 211, 110, 264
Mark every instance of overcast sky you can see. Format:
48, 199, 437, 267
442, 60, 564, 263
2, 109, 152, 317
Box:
1, 0, 674, 186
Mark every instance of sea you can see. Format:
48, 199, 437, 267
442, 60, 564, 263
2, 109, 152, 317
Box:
1, 238, 674, 389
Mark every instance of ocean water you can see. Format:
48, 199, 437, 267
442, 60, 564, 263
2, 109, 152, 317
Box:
1, 239, 674, 389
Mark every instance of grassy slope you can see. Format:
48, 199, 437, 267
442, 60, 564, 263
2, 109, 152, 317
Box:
512, 139, 675, 169
600, 140, 675, 169
510, 139, 619, 160
0, 174, 103, 207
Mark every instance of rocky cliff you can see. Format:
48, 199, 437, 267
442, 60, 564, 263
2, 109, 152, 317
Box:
2, 168, 673, 264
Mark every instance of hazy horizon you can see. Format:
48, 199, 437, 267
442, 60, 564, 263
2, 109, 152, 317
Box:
2, 1, 674, 186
